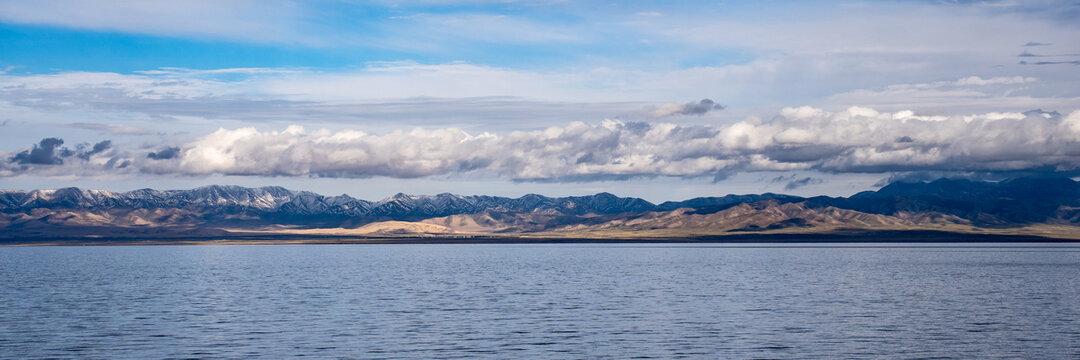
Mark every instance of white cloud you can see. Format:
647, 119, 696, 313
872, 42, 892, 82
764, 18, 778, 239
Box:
9, 107, 1079, 181
954, 76, 1038, 86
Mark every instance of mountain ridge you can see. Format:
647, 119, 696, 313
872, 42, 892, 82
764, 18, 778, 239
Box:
3, 177, 1080, 241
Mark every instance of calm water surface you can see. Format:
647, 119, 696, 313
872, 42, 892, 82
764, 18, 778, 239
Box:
2, 243, 1079, 359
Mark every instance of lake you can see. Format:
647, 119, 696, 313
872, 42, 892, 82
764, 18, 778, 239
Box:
2, 243, 1079, 359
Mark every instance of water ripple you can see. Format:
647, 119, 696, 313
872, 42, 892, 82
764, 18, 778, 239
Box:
1, 243, 1079, 358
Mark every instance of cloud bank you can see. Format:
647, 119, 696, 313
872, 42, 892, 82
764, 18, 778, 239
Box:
4, 107, 1080, 181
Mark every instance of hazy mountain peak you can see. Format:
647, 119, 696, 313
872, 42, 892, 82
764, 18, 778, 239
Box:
1022, 109, 1062, 118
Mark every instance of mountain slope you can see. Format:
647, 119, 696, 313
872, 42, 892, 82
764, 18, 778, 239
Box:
2, 177, 1080, 241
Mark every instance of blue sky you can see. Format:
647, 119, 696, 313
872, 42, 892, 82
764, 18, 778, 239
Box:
1, 0, 1079, 202
0, 1, 766, 73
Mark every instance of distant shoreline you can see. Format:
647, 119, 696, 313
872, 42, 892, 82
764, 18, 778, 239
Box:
3, 230, 1076, 246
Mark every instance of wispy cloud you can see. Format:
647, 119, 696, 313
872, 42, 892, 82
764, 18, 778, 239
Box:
390, 13, 584, 44
68, 123, 152, 135
1020, 60, 1080, 66
953, 76, 1038, 86
789, 177, 823, 190
823, 75, 1080, 113
769, 173, 824, 190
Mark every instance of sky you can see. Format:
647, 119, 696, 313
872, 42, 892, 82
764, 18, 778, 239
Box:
1, 0, 1079, 202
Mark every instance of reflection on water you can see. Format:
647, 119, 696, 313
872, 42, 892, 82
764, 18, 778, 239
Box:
2, 243, 1079, 358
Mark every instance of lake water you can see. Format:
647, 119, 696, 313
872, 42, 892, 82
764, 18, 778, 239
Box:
2, 243, 1079, 359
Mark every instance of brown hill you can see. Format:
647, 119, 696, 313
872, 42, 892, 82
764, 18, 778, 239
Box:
422, 200, 976, 238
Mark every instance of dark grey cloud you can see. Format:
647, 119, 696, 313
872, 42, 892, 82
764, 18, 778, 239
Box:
147, 147, 181, 160
650, 99, 725, 118
784, 177, 823, 190
77, 140, 112, 160
711, 170, 735, 183
6, 138, 118, 171
763, 145, 847, 163
104, 157, 132, 169
11, 138, 66, 165
1016, 51, 1080, 57
1025, 42, 1053, 46
768, 173, 823, 190
769, 174, 796, 184
680, 99, 726, 115
971, 1, 1080, 24
1020, 60, 1080, 65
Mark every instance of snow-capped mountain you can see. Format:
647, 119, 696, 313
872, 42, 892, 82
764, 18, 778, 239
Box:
0, 185, 659, 218
3, 177, 1080, 241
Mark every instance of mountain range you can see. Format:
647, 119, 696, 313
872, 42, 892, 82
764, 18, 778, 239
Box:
3, 177, 1080, 243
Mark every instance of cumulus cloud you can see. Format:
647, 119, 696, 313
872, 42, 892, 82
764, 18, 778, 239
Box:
6, 107, 1080, 181
2, 137, 128, 177
650, 99, 725, 118
11, 138, 68, 165
137, 107, 1080, 180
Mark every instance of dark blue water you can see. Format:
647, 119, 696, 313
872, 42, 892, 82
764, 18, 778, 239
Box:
2, 243, 1079, 359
